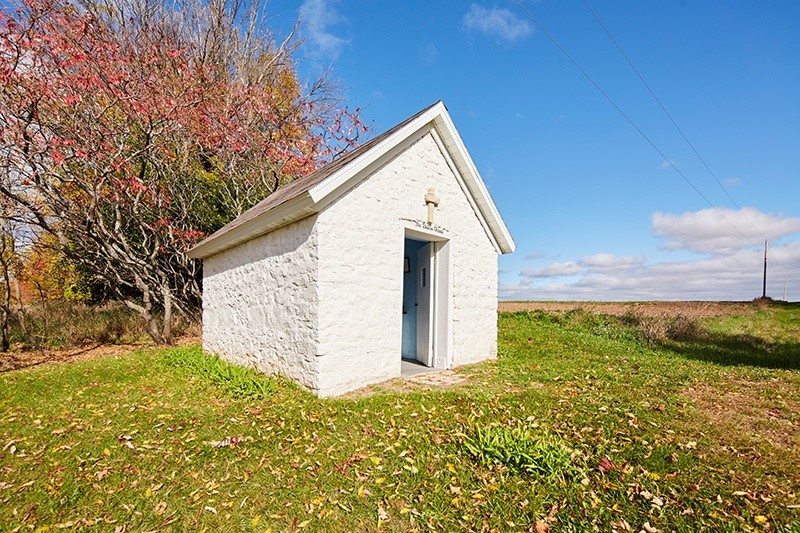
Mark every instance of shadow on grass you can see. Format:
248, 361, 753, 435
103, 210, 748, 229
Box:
502, 303, 800, 371
656, 332, 800, 371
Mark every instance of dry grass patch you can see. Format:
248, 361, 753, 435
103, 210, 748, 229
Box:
683, 378, 800, 450
0, 335, 199, 373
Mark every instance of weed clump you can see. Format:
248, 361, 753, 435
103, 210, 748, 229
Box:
10, 301, 152, 350
634, 314, 703, 343
162, 346, 275, 400
463, 424, 585, 483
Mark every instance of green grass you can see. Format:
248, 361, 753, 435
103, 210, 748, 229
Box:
462, 424, 584, 482
162, 347, 276, 400
1, 303, 799, 531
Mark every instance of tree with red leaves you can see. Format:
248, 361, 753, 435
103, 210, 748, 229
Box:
0, 0, 364, 344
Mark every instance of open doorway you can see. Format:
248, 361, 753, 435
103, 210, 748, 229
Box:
401, 232, 451, 371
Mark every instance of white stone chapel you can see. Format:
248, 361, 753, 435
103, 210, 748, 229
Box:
188, 101, 515, 396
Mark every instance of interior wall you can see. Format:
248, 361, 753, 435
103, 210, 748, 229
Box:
401, 238, 426, 359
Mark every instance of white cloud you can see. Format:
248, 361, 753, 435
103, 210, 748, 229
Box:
723, 177, 740, 187
300, 0, 348, 60
501, 241, 800, 301
653, 207, 800, 254
462, 4, 533, 43
579, 253, 645, 271
521, 261, 583, 278
501, 208, 800, 302
660, 159, 679, 169
525, 251, 547, 260
420, 43, 439, 64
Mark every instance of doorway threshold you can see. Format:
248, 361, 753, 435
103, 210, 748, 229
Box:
401, 358, 438, 378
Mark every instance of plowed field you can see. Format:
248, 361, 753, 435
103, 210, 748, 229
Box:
499, 300, 759, 318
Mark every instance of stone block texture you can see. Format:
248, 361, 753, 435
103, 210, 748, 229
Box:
201, 129, 499, 397
201, 216, 320, 391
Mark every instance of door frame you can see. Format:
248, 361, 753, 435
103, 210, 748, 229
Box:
402, 226, 452, 369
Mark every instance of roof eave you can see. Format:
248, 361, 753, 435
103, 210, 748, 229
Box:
186, 192, 316, 259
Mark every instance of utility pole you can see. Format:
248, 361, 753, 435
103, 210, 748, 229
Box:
762, 240, 767, 299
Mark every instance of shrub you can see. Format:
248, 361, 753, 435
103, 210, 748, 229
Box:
463, 424, 584, 482
636, 315, 703, 344
161, 346, 275, 400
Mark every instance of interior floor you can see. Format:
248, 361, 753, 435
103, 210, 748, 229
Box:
400, 358, 438, 377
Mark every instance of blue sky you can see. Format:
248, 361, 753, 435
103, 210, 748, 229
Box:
268, 0, 799, 301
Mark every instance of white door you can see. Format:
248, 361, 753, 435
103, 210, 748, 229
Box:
415, 243, 434, 366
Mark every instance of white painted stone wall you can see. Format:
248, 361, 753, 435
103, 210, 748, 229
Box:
200, 216, 321, 391
200, 129, 500, 397
315, 130, 499, 396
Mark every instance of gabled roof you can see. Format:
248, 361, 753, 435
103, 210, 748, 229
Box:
187, 101, 515, 259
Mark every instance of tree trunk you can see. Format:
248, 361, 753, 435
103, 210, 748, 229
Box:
1, 273, 9, 351
123, 299, 165, 345
12, 277, 27, 338
146, 315, 166, 345
161, 283, 174, 346
1, 308, 8, 352
0, 272, 10, 352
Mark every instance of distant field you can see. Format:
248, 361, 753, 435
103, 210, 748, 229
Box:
500, 300, 774, 318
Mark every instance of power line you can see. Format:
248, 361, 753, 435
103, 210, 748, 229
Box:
509, 0, 754, 248
582, 0, 787, 280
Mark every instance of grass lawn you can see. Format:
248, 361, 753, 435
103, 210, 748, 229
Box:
1, 303, 799, 531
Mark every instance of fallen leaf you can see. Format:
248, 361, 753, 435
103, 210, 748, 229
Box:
598, 457, 616, 473
651, 495, 664, 509
611, 519, 631, 531
533, 520, 549, 533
